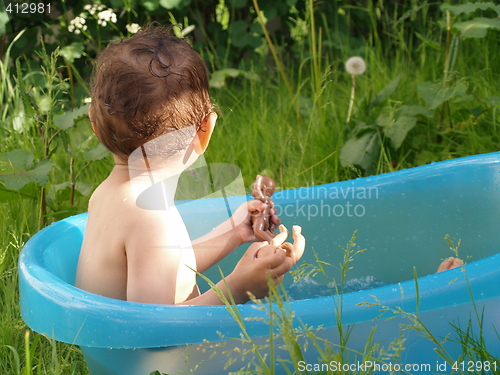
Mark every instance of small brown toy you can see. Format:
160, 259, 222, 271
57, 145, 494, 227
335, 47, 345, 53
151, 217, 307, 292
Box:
255, 225, 305, 264
251, 175, 279, 242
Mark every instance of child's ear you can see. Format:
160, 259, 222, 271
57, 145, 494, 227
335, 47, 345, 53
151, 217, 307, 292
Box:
193, 112, 217, 155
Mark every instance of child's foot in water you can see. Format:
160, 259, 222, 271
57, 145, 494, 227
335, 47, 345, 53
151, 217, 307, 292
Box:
437, 257, 463, 273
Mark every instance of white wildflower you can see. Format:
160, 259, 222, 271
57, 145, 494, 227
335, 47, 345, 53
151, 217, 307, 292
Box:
345, 56, 366, 76
83, 97, 92, 104
68, 16, 87, 34
98, 9, 117, 24
88, 5, 97, 15
126, 23, 141, 34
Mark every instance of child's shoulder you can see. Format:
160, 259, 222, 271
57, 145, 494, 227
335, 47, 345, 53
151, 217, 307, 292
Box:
90, 170, 172, 229
89, 170, 144, 222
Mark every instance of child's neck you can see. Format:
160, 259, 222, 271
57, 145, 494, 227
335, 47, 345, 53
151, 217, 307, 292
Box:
113, 145, 201, 210
125, 164, 182, 210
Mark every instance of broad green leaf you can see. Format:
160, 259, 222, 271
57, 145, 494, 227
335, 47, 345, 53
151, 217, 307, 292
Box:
229, 20, 250, 48
261, 3, 278, 20
418, 81, 468, 109
375, 106, 394, 128
384, 116, 418, 150
441, 3, 500, 16
450, 94, 474, 104
51, 181, 71, 193
453, 17, 500, 39
83, 143, 110, 161
209, 68, 247, 88
159, 0, 183, 9
0, 188, 24, 203
399, 105, 434, 118
0, 150, 34, 172
59, 42, 85, 63
0, 160, 55, 190
0, 183, 38, 203
340, 130, 380, 174
483, 96, 500, 107
246, 34, 262, 49
75, 181, 94, 196
369, 75, 402, 109
0, 10, 8, 36
416, 150, 437, 166
54, 104, 89, 130
143, 0, 159, 11
52, 181, 94, 196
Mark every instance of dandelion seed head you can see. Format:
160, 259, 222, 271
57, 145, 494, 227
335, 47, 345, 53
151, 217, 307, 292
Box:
345, 56, 366, 76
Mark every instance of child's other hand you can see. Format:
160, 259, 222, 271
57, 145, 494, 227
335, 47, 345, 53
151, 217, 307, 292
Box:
231, 199, 280, 244
229, 241, 292, 302
270, 225, 306, 264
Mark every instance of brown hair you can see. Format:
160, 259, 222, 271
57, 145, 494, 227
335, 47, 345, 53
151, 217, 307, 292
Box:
90, 25, 212, 159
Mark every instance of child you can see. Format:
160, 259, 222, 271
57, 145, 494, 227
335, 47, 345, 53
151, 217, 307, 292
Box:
76, 25, 304, 305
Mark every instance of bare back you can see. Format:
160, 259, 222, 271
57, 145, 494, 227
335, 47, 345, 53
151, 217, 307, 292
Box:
76, 165, 199, 304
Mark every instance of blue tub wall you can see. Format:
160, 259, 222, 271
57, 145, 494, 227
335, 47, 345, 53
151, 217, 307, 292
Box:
18, 152, 500, 374
182, 153, 500, 286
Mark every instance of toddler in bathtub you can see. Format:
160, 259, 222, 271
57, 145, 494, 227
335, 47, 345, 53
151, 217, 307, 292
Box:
76, 25, 304, 305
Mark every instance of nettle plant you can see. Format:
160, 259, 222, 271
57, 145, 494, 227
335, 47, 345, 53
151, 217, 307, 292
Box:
0, 42, 108, 227
339, 2, 500, 176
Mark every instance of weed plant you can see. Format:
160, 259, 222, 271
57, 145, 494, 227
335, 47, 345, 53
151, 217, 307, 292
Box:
1, 0, 500, 373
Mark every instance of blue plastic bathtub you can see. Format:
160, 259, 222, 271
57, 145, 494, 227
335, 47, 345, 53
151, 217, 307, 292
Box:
19, 153, 500, 374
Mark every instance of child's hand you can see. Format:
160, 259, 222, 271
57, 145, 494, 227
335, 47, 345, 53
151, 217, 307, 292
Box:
231, 199, 280, 245
269, 224, 306, 264
228, 241, 292, 302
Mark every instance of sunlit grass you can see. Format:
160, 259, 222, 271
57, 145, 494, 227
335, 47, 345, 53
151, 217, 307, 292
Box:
1, 0, 500, 373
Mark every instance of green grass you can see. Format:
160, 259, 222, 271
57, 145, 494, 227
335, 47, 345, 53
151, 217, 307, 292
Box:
2, 0, 500, 373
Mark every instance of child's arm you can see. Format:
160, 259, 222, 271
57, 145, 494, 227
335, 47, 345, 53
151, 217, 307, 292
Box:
179, 242, 293, 305
192, 199, 279, 272
125, 207, 290, 305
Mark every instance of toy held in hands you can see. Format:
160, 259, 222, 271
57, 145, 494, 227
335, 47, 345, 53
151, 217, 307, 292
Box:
251, 175, 279, 242
255, 224, 306, 264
